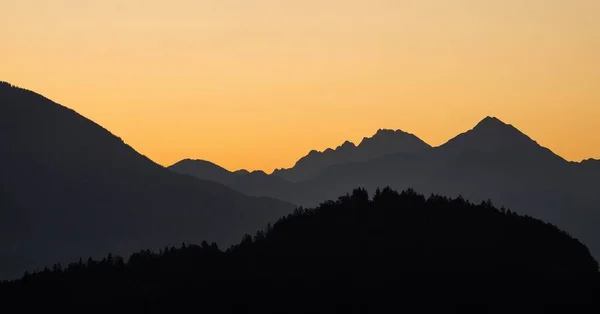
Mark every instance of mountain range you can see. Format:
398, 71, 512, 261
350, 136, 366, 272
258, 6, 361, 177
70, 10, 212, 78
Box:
2, 80, 599, 279
170, 117, 600, 261
0, 82, 293, 279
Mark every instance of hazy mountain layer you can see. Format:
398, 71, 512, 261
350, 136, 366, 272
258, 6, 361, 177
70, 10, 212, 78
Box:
173, 117, 600, 260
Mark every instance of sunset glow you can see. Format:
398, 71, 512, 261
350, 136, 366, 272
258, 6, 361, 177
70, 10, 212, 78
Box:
2, 0, 599, 172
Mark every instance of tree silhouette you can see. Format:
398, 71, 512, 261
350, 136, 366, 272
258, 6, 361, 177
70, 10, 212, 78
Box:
0, 187, 598, 312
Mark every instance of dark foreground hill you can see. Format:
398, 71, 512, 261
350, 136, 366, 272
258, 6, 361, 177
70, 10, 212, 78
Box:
0, 82, 293, 279
2, 188, 597, 313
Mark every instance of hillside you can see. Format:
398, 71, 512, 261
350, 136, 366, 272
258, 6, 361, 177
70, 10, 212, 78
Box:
0, 82, 293, 279
1, 188, 597, 312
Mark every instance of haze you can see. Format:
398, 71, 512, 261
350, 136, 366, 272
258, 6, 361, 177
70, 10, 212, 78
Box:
2, 0, 599, 172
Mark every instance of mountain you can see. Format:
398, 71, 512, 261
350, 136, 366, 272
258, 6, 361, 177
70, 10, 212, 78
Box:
174, 116, 600, 261
271, 129, 431, 182
0, 82, 293, 279
169, 159, 319, 205
284, 117, 600, 260
169, 129, 431, 204
580, 158, 600, 171
2, 188, 598, 312
439, 116, 566, 164
273, 116, 575, 204
168, 159, 233, 183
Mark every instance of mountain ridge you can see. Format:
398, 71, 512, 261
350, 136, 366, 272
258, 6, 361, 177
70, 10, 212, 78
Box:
172, 116, 600, 261
271, 128, 431, 182
5, 80, 600, 275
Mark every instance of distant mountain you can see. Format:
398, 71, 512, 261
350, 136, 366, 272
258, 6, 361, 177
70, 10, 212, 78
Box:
2, 188, 598, 312
289, 117, 600, 260
169, 159, 317, 205
280, 116, 578, 203
169, 159, 235, 183
581, 158, 600, 170
271, 129, 431, 182
0, 82, 293, 279
439, 116, 566, 163
169, 129, 431, 202
173, 116, 600, 261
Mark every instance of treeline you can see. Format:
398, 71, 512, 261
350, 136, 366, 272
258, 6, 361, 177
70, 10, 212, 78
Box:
1, 188, 598, 312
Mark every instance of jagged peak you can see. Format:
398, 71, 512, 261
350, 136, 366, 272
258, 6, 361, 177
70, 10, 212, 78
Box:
337, 140, 356, 149
464, 116, 529, 141
250, 170, 268, 176
374, 128, 400, 136
299, 141, 358, 159
358, 128, 427, 147
473, 116, 511, 130
362, 128, 403, 141
307, 149, 320, 156
581, 158, 600, 164
0, 81, 35, 93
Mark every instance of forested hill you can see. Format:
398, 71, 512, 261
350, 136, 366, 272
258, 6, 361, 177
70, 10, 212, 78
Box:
1, 188, 598, 312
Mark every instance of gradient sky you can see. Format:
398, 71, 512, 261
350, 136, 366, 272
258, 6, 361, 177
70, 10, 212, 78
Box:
2, 0, 599, 172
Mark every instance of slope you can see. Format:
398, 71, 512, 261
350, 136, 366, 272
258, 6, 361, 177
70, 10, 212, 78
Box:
0, 82, 293, 279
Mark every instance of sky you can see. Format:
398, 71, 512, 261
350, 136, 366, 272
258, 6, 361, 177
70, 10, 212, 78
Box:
2, 0, 599, 172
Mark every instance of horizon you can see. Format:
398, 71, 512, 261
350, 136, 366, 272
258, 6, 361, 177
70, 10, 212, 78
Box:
3, 2, 600, 298
176, 115, 599, 173
2, 1, 599, 172
3, 80, 599, 173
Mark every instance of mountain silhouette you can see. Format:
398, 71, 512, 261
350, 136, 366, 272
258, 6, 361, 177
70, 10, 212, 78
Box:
302, 119, 600, 260
169, 159, 316, 205
439, 116, 566, 164
0, 82, 293, 279
581, 158, 600, 169
271, 129, 431, 182
1, 188, 598, 312
169, 129, 431, 204
169, 159, 235, 183
173, 116, 600, 261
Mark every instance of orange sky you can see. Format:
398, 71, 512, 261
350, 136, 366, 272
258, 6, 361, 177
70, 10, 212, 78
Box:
2, 0, 599, 172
